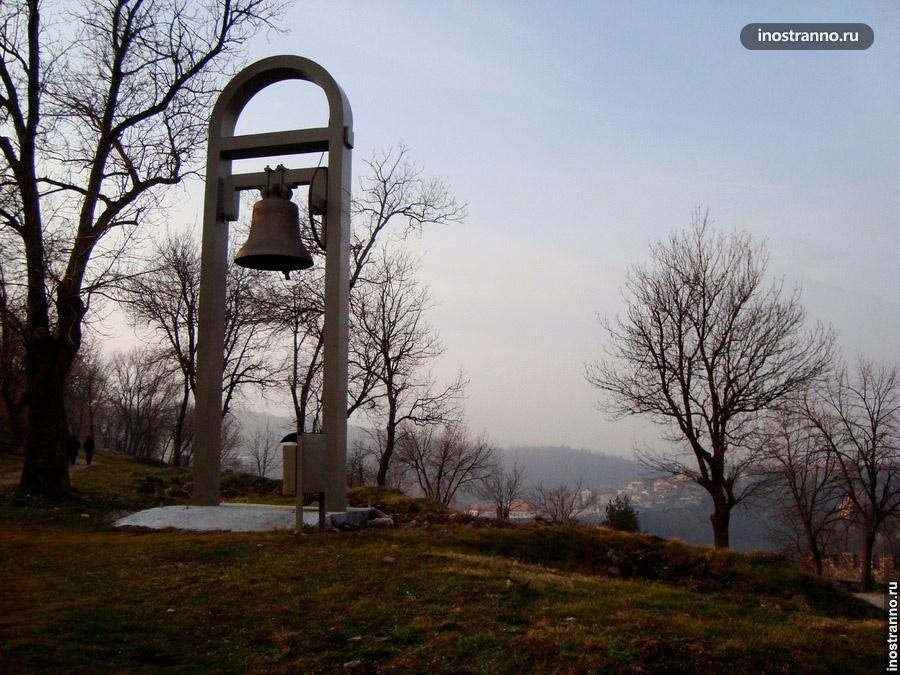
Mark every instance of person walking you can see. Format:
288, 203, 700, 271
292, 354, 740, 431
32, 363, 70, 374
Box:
83, 435, 95, 465
66, 434, 80, 466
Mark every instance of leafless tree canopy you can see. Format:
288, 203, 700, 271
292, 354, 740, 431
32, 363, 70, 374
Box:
242, 418, 279, 478
117, 235, 199, 465
103, 348, 178, 461
802, 360, 900, 589
259, 145, 466, 442
0, 0, 285, 495
65, 340, 109, 440
532, 480, 593, 523
117, 234, 274, 465
586, 210, 833, 548
759, 407, 844, 575
347, 427, 412, 491
396, 424, 496, 506
475, 461, 526, 520
355, 249, 467, 485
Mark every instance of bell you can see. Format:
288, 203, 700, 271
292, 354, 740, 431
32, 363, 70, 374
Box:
234, 186, 314, 277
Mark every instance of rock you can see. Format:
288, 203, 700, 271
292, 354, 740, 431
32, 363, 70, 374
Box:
368, 516, 394, 528
343, 660, 362, 670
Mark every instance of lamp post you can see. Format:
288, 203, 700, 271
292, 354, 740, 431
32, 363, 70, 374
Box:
193, 55, 352, 510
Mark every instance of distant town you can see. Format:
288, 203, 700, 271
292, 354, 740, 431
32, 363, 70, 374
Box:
466, 474, 704, 522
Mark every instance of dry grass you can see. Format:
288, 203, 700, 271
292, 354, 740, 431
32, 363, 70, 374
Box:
0, 450, 885, 673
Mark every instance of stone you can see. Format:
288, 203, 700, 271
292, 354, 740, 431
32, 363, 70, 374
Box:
368, 516, 394, 528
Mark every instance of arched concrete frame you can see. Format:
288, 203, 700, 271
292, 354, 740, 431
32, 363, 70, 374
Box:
193, 55, 352, 508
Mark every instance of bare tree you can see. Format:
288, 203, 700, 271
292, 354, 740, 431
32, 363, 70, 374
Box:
242, 419, 279, 478
396, 424, 496, 506
220, 413, 245, 472
347, 438, 376, 487
760, 408, 844, 575
105, 348, 177, 461
117, 235, 198, 465
65, 340, 109, 440
117, 234, 275, 465
802, 360, 900, 590
263, 145, 466, 437
586, 210, 833, 548
532, 480, 593, 523
475, 461, 527, 520
351, 426, 412, 491
357, 249, 467, 485
1, 0, 286, 495
259, 261, 327, 435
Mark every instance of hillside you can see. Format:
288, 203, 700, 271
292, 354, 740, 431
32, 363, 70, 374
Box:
501, 445, 644, 489
0, 451, 883, 673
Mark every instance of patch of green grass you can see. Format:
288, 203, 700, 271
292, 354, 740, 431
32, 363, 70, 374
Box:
0, 451, 885, 673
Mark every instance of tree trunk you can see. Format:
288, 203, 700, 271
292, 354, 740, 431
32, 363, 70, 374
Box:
17, 337, 73, 496
811, 549, 824, 576
802, 519, 825, 575
860, 524, 877, 592
710, 500, 731, 550
171, 379, 190, 467
376, 418, 396, 487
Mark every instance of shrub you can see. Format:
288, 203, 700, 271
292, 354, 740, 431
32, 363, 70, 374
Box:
603, 495, 640, 532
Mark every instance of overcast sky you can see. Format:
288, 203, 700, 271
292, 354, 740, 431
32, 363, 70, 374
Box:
114, 2, 900, 457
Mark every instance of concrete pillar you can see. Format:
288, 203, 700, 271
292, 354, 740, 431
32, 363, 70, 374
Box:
320, 126, 351, 512
193, 172, 229, 505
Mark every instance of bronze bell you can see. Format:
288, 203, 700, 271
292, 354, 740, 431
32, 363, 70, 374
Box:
234, 181, 314, 278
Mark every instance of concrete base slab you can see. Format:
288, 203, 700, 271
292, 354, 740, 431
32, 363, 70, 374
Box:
854, 592, 885, 611
113, 503, 375, 532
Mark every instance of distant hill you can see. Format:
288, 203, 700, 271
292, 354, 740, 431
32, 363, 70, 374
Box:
500, 445, 645, 491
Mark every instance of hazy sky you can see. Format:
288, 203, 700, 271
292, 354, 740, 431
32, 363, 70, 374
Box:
116, 2, 900, 456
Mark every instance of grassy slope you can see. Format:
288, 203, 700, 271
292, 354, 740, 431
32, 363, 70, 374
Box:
0, 451, 884, 674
